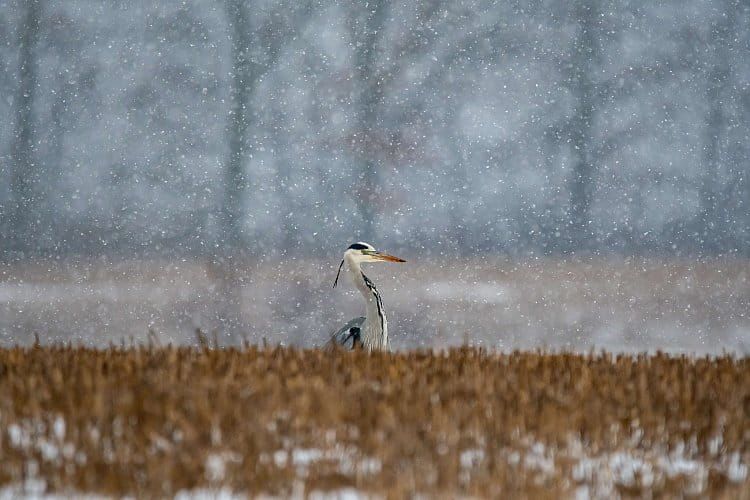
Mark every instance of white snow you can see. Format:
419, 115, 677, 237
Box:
2, 417, 747, 498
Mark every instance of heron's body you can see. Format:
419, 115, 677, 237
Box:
329, 316, 364, 349
328, 242, 405, 352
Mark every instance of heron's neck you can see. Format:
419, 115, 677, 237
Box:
345, 258, 368, 295
345, 258, 388, 349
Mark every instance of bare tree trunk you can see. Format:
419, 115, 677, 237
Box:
352, 0, 389, 241
213, 0, 257, 344
8, 0, 41, 257
541, 125, 566, 254
215, 1, 313, 340
222, 0, 252, 251
567, 0, 600, 251
271, 108, 298, 252
699, 1, 735, 252
700, 75, 725, 251
222, 0, 310, 252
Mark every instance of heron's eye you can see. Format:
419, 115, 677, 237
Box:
361, 249, 375, 256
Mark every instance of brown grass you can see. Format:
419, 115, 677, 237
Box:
1, 345, 749, 498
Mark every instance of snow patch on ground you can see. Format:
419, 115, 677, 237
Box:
3, 416, 747, 499
0, 485, 376, 500
260, 444, 382, 477
456, 432, 749, 498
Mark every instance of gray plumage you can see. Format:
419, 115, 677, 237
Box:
327, 242, 405, 352
327, 316, 365, 350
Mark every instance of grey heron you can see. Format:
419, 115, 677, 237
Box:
328, 242, 405, 351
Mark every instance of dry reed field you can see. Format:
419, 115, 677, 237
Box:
1, 345, 749, 498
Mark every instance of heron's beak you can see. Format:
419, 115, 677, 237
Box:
371, 252, 406, 263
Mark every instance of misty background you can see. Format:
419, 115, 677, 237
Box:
0, 0, 748, 352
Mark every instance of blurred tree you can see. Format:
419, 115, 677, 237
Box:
350, 0, 390, 241
35, 8, 96, 255
222, 0, 252, 251
222, 0, 312, 252
566, 0, 600, 251
698, 0, 739, 253
0, 0, 746, 259
343, 0, 511, 245
216, 0, 313, 339
559, 0, 690, 253
7, 0, 41, 257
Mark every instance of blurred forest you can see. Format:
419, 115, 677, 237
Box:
1, 0, 748, 260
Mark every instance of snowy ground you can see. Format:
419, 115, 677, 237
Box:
0, 257, 748, 354
2, 415, 747, 499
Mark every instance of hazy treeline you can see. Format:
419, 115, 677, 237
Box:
1, 0, 748, 259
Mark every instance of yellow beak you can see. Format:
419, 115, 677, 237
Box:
371, 252, 406, 263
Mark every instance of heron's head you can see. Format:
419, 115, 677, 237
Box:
333, 242, 406, 287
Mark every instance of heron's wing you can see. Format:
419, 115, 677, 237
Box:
326, 316, 366, 350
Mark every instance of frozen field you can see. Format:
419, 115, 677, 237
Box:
0, 257, 748, 354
